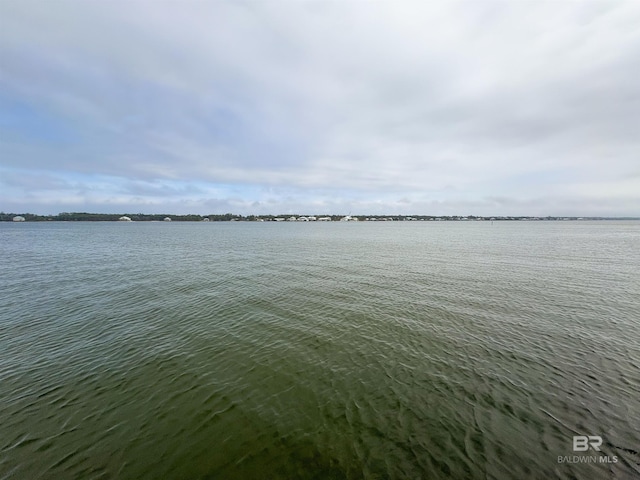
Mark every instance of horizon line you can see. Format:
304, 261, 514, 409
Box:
3, 212, 639, 221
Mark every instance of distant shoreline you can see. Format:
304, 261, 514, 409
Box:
2, 213, 639, 222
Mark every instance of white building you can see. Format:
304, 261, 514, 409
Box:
12, 216, 26, 222
119, 216, 132, 222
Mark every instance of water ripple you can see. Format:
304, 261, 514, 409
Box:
1, 221, 639, 479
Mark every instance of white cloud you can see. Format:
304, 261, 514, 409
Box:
1, 0, 639, 215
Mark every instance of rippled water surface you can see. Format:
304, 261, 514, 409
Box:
1, 221, 639, 479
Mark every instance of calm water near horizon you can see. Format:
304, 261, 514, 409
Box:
1, 221, 639, 479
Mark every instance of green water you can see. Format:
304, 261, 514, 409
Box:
1, 221, 639, 479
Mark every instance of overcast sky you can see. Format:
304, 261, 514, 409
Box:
1, 1, 639, 216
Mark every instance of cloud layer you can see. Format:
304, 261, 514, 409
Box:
2, 0, 639, 215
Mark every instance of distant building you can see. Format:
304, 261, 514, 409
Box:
118, 216, 132, 221
164, 217, 172, 222
202, 218, 210, 222
12, 216, 26, 222
318, 217, 331, 221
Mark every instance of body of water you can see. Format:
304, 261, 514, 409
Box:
1, 221, 639, 479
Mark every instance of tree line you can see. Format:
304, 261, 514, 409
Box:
0, 212, 239, 222
1, 212, 622, 222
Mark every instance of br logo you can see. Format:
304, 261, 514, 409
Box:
573, 436, 602, 452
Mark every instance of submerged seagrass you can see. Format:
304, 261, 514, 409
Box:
1, 221, 639, 479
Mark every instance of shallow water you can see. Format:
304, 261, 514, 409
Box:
1, 221, 639, 479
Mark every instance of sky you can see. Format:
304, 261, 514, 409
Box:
1, 1, 639, 216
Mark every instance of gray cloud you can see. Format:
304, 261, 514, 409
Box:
1, 0, 639, 214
